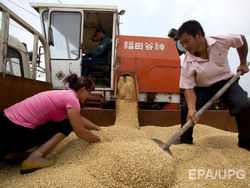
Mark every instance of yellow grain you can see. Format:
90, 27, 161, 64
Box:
0, 76, 249, 187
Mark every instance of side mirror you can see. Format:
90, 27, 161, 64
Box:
48, 26, 54, 46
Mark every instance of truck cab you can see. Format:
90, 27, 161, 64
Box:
31, 3, 119, 91
31, 3, 182, 110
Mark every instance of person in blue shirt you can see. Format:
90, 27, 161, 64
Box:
80, 28, 112, 77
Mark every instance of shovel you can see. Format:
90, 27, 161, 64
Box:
152, 62, 250, 157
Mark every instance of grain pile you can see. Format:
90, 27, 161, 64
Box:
83, 76, 175, 187
0, 76, 249, 187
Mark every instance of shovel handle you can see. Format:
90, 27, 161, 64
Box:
161, 62, 250, 150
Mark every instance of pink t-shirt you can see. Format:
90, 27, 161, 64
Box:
180, 34, 244, 89
4, 89, 80, 129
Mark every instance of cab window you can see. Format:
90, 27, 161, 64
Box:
49, 11, 82, 60
6, 47, 23, 77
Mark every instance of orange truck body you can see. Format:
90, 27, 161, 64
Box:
114, 35, 181, 94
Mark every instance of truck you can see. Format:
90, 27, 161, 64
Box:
0, 2, 237, 132
0, 2, 52, 112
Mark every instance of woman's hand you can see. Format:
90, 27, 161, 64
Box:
94, 126, 101, 131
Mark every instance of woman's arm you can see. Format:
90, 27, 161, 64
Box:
67, 108, 100, 142
81, 116, 100, 131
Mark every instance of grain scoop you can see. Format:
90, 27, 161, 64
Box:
153, 62, 250, 157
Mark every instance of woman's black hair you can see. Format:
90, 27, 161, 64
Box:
63, 73, 95, 91
177, 20, 205, 38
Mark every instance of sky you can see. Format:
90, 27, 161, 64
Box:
1, 0, 250, 96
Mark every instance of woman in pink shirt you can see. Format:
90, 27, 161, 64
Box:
0, 73, 100, 174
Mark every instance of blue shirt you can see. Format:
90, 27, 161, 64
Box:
86, 36, 112, 64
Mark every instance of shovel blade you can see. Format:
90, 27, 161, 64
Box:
152, 138, 164, 147
152, 138, 173, 158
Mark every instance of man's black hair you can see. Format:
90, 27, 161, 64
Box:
177, 20, 205, 38
93, 27, 105, 37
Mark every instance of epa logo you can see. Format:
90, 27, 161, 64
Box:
189, 169, 246, 180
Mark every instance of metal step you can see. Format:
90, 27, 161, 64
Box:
84, 92, 104, 109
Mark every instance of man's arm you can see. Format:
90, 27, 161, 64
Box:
184, 89, 198, 124
86, 38, 111, 57
237, 35, 249, 75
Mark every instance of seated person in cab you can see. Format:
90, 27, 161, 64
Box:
80, 28, 112, 77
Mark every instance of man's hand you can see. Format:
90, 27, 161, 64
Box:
237, 64, 249, 75
187, 109, 199, 124
79, 43, 86, 53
